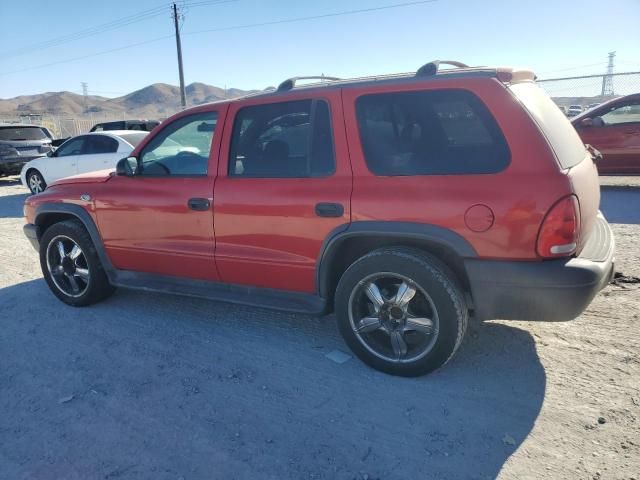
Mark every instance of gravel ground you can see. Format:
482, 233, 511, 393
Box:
0, 176, 638, 480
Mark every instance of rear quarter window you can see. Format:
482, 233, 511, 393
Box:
510, 83, 586, 169
355, 89, 510, 176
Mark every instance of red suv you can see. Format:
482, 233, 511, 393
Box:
572, 93, 640, 174
23, 61, 615, 377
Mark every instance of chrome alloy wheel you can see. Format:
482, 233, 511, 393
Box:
46, 235, 90, 297
28, 172, 44, 194
348, 273, 439, 363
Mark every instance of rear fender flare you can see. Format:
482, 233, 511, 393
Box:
316, 221, 477, 298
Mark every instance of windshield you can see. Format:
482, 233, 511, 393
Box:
119, 132, 148, 148
510, 83, 586, 169
0, 126, 49, 141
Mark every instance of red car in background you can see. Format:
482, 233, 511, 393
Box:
572, 93, 640, 174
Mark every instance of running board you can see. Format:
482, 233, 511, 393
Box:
111, 270, 327, 315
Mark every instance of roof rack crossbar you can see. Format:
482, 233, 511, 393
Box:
416, 60, 470, 77
277, 75, 342, 92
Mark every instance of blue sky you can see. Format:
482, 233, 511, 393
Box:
1, 0, 639, 99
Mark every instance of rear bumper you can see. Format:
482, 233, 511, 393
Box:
465, 213, 615, 321
23, 224, 40, 251
0, 156, 39, 174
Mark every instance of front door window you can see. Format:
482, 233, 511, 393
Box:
138, 112, 218, 176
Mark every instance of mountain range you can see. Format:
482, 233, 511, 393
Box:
0, 82, 258, 119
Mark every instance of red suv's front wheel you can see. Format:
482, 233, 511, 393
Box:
40, 220, 115, 306
335, 248, 468, 377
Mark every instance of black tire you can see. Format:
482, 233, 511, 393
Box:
27, 169, 47, 194
335, 247, 468, 377
39, 220, 115, 306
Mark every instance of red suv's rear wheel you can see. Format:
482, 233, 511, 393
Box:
335, 248, 468, 377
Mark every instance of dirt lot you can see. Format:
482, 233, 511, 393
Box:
0, 176, 638, 480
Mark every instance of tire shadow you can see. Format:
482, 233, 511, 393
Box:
0, 279, 544, 480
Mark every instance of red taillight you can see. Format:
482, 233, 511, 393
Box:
537, 195, 580, 258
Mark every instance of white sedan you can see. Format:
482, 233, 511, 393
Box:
20, 131, 148, 194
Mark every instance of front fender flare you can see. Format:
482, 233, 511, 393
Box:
34, 203, 115, 276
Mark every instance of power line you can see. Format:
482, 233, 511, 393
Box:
538, 62, 608, 75
0, 0, 437, 77
0, 0, 236, 59
0, 5, 167, 58
186, 0, 437, 36
0, 35, 175, 75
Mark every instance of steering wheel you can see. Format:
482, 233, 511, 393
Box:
143, 161, 171, 175
176, 150, 203, 160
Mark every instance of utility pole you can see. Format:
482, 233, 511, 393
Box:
81, 82, 88, 113
601, 51, 615, 97
172, 3, 187, 108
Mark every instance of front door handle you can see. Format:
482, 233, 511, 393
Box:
188, 198, 210, 211
315, 202, 344, 218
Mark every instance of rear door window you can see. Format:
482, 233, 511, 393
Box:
229, 99, 335, 178
355, 89, 510, 175
83, 135, 119, 154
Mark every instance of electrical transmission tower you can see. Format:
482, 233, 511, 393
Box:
601, 51, 615, 96
81, 82, 88, 113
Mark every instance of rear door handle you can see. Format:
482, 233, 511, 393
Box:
315, 202, 344, 218
188, 198, 210, 211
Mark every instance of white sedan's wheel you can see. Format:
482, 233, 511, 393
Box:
27, 170, 46, 194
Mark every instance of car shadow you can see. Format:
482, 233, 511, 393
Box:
0, 175, 21, 187
0, 279, 545, 480
0, 191, 29, 218
600, 189, 640, 224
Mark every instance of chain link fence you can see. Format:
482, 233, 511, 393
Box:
0, 113, 130, 139
3, 72, 639, 139
537, 71, 640, 112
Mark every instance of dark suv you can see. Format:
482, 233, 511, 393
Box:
23, 61, 615, 376
0, 124, 52, 176
90, 119, 160, 133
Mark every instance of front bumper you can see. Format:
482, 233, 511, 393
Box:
23, 224, 40, 251
465, 213, 615, 322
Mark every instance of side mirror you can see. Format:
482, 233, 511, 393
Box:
116, 156, 138, 176
580, 117, 604, 128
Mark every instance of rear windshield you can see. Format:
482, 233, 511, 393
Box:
0, 126, 48, 141
510, 83, 586, 169
119, 132, 148, 148
91, 122, 123, 132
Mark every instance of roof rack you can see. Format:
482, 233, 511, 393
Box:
415, 60, 469, 77
277, 75, 342, 92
